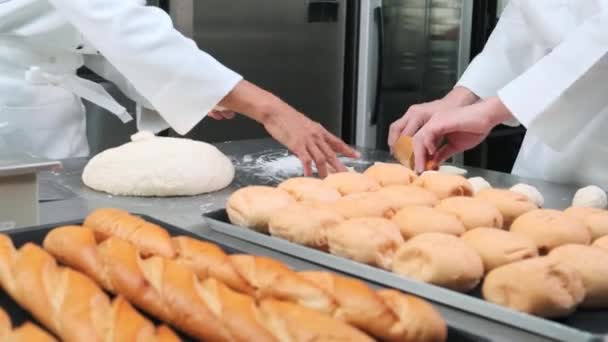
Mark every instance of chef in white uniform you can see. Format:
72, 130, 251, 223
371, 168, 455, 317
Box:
0, 0, 357, 177
388, 0, 608, 186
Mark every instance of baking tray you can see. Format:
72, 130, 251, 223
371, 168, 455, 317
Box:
204, 209, 608, 342
0, 216, 482, 342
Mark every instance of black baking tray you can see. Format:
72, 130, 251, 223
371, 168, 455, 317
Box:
1, 216, 483, 342
204, 209, 608, 342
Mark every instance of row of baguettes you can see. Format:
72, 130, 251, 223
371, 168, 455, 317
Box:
35, 207, 446, 342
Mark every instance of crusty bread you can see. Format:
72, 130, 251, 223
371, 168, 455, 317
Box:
475, 189, 538, 227
278, 177, 341, 204
226, 186, 295, 233
323, 172, 381, 196
377, 185, 439, 207
327, 218, 404, 270
593, 235, 608, 252
392, 206, 465, 238
413, 172, 473, 200
392, 233, 483, 292
363, 162, 417, 187
435, 196, 503, 230
510, 209, 591, 254
564, 207, 608, 240
482, 257, 585, 318
548, 244, 608, 309
0, 306, 57, 342
461, 228, 538, 272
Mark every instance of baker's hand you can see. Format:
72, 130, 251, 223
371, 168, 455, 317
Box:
208, 109, 236, 120
263, 110, 359, 178
412, 97, 513, 172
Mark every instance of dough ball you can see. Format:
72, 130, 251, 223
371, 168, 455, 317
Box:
482, 257, 585, 318
475, 189, 538, 227
592, 235, 608, 252
363, 162, 417, 187
83, 132, 234, 196
278, 177, 341, 204
461, 228, 538, 272
510, 209, 591, 254
413, 172, 473, 200
572, 185, 607, 209
392, 233, 483, 292
327, 218, 404, 270
548, 244, 608, 309
226, 186, 294, 233
323, 172, 380, 196
377, 185, 439, 208
392, 206, 465, 238
564, 207, 608, 240
268, 203, 344, 250
438, 165, 468, 176
467, 177, 492, 195
330, 192, 397, 219
435, 196, 503, 230
510, 183, 544, 207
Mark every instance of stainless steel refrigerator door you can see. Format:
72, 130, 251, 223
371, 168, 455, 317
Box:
169, 0, 348, 143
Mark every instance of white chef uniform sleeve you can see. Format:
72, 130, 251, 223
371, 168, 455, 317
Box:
48, 0, 243, 135
497, 10, 608, 151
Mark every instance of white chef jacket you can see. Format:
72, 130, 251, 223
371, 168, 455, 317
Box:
0, 0, 242, 159
457, 0, 608, 187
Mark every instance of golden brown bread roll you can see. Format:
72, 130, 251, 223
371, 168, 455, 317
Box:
377, 185, 439, 207
0, 306, 57, 342
226, 186, 295, 233
323, 172, 380, 196
435, 196, 503, 230
548, 244, 608, 309
475, 189, 538, 227
327, 218, 404, 269
593, 235, 608, 252
461, 228, 538, 272
278, 177, 341, 204
363, 162, 417, 187
84, 208, 175, 258
510, 209, 591, 254
482, 257, 585, 318
392, 233, 484, 292
392, 206, 465, 238
413, 172, 473, 200
564, 207, 608, 240
268, 203, 344, 250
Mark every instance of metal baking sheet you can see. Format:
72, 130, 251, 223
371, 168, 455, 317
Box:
204, 209, 608, 342
0, 216, 481, 342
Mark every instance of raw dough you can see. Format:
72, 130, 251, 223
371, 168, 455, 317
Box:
467, 177, 492, 195
510, 183, 544, 207
323, 172, 380, 196
226, 186, 294, 233
438, 165, 468, 176
564, 207, 608, 240
461, 228, 538, 272
330, 192, 396, 219
278, 177, 341, 204
593, 235, 608, 252
83, 131, 234, 196
435, 196, 503, 230
413, 172, 473, 200
572, 185, 608, 209
377, 185, 439, 208
392, 206, 465, 238
363, 162, 417, 187
475, 189, 538, 227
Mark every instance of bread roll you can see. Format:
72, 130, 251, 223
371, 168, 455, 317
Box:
392, 233, 483, 292
413, 172, 473, 200
377, 185, 439, 208
331, 192, 396, 219
510, 209, 591, 254
476, 189, 538, 227
392, 206, 465, 238
482, 257, 585, 317
564, 207, 608, 240
435, 196, 503, 230
323, 172, 380, 196
226, 186, 295, 233
548, 244, 608, 309
392, 136, 439, 171
278, 177, 341, 204
268, 203, 344, 250
593, 235, 608, 252
327, 218, 404, 269
0, 306, 56, 342
363, 162, 417, 187
461, 228, 538, 272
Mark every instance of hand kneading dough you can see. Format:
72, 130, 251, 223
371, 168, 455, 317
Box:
278, 177, 341, 204
323, 172, 381, 196
593, 235, 608, 252
82, 131, 234, 196
548, 245, 608, 309
392, 206, 465, 238
510, 209, 591, 254
413, 172, 473, 200
564, 207, 608, 240
363, 162, 417, 187
435, 196, 503, 230
377, 185, 439, 208
572, 185, 608, 209
482, 257, 585, 317
268, 203, 343, 250
467, 177, 492, 195
476, 189, 538, 227
510, 183, 544, 207
392, 233, 483, 292
461, 228, 538, 272
226, 186, 294, 233
327, 218, 404, 269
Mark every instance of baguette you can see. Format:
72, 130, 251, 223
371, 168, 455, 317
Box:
0, 306, 57, 342
0, 235, 180, 342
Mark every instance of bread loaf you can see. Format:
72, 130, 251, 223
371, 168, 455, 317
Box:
363, 162, 417, 187
323, 172, 380, 196
392, 206, 465, 238
226, 186, 295, 233
475, 189, 538, 227
593, 235, 608, 252
461, 228, 538, 272
482, 257, 585, 318
413, 172, 473, 199
377, 185, 439, 207
0, 306, 56, 342
278, 177, 341, 204
564, 207, 608, 240
435, 196, 503, 230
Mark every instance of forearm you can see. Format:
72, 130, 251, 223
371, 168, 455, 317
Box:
218, 80, 295, 124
